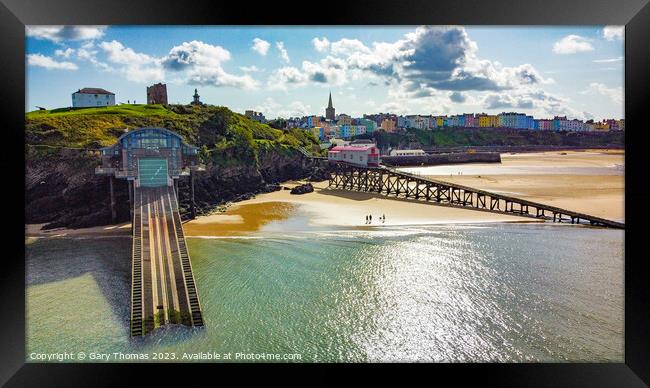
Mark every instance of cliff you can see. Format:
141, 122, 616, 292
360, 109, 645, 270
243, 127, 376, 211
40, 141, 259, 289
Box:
361, 127, 625, 151
25, 104, 323, 229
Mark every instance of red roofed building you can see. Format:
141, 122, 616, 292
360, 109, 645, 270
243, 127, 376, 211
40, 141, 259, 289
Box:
72, 87, 116, 107
328, 145, 380, 167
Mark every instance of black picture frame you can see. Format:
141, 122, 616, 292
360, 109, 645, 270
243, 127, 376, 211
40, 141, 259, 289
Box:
2, 0, 648, 385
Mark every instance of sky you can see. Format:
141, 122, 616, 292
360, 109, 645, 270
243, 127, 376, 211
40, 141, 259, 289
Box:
26, 25, 624, 121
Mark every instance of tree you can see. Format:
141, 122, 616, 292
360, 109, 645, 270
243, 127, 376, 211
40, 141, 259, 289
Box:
268, 118, 287, 130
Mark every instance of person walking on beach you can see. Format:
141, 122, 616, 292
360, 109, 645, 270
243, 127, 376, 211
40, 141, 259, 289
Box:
382, 214, 386, 223
369, 214, 372, 224
365, 215, 368, 224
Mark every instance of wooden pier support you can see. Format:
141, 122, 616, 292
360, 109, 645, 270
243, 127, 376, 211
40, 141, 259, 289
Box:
327, 163, 624, 229
190, 170, 196, 219
128, 180, 134, 221
109, 175, 117, 224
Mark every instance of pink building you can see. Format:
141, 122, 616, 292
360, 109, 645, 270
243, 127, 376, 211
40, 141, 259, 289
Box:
465, 114, 477, 128
328, 145, 380, 167
537, 119, 553, 130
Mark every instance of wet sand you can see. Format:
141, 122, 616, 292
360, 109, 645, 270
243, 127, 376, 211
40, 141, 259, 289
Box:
26, 222, 132, 239
185, 149, 624, 237
183, 182, 537, 237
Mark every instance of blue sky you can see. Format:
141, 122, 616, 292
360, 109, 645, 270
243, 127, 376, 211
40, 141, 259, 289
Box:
26, 25, 624, 121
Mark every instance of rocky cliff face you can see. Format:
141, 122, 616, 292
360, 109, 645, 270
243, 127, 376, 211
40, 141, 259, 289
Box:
25, 148, 126, 228
178, 147, 312, 217
25, 105, 324, 229
25, 146, 323, 229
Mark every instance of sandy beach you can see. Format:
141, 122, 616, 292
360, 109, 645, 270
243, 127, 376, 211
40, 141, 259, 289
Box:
184, 149, 623, 237
26, 149, 624, 238
401, 149, 624, 221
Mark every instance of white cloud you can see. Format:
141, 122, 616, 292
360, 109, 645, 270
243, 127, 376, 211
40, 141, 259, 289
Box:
253, 98, 312, 118
251, 38, 270, 56
582, 82, 623, 105
72, 41, 111, 71
312, 37, 330, 52
54, 48, 75, 58
276, 41, 290, 63
603, 26, 624, 41
163, 40, 257, 89
301, 56, 348, 85
240, 65, 261, 72
263, 26, 553, 101
26, 26, 106, 43
267, 56, 349, 91
267, 66, 308, 90
552, 35, 594, 54
100, 40, 155, 65
99, 40, 162, 83
27, 53, 78, 70
322, 26, 552, 95
593, 56, 624, 63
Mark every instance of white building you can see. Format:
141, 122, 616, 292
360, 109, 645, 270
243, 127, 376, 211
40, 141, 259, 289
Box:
72, 88, 115, 108
389, 149, 426, 156
328, 145, 380, 167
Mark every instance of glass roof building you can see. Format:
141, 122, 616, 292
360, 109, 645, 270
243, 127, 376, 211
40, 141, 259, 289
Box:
96, 127, 200, 187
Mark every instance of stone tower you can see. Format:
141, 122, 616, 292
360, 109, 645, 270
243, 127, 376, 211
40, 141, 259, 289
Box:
146, 83, 168, 105
325, 91, 335, 120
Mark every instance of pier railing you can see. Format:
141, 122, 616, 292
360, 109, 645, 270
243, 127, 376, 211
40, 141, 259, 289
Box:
328, 163, 624, 229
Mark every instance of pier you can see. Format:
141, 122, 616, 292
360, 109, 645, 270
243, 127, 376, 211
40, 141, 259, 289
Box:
130, 185, 203, 336
328, 163, 624, 229
96, 127, 205, 336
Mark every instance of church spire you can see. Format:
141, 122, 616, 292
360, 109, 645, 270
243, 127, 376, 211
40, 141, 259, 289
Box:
325, 91, 335, 120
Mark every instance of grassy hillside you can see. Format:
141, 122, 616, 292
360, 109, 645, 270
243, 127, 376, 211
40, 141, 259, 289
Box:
25, 104, 322, 165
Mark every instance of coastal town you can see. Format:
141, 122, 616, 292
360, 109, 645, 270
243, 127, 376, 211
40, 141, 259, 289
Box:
62, 83, 625, 169
69, 83, 625, 142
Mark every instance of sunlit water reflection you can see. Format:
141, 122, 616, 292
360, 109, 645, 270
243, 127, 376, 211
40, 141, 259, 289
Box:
26, 223, 623, 362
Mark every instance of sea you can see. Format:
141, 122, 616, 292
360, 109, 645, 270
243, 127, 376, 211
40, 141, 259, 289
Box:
26, 222, 624, 362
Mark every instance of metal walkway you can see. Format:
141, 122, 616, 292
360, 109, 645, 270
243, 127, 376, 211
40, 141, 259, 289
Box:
329, 163, 624, 229
130, 185, 204, 336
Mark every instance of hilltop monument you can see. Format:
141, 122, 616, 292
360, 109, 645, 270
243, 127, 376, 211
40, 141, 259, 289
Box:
190, 88, 203, 105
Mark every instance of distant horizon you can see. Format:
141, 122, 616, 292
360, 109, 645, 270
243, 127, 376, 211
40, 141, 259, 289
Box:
26, 25, 624, 121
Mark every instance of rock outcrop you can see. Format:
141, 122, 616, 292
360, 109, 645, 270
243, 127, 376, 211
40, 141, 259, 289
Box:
290, 183, 314, 195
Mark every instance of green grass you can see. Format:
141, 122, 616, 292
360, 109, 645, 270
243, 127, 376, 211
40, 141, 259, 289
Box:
26, 104, 177, 119
25, 103, 321, 163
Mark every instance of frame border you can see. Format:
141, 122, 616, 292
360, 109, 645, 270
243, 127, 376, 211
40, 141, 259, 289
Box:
2, 0, 648, 385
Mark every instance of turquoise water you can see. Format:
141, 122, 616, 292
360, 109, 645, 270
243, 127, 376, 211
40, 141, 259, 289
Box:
26, 223, 624, 362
